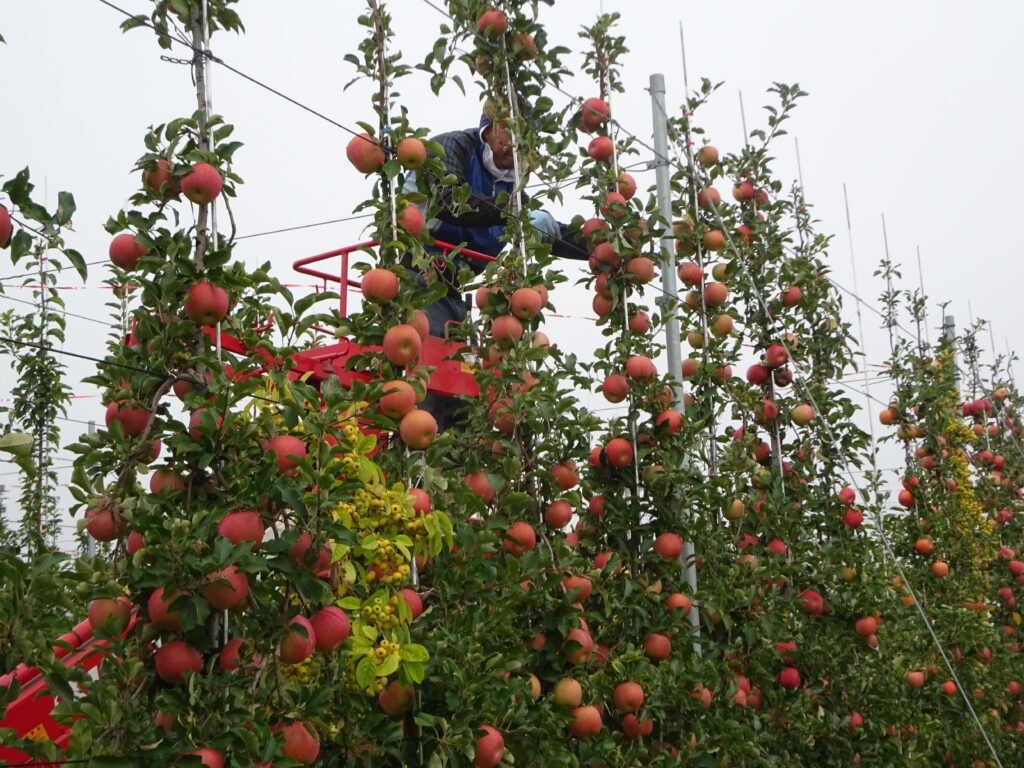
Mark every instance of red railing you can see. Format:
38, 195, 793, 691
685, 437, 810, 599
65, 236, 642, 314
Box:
292, 240, 495, 318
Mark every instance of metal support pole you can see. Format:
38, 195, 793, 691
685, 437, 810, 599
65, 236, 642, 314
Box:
86, 420, 96, 558
943, 314, 957, 383
650, 73, 700, 648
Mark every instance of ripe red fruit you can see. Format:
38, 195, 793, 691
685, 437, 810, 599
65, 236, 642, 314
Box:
126, 530, 144, 554
109, 233, 148, 270
906, 671, 925, 687
466, 471, 495, 504
0, 205, 10, 247
84, 501, 126, 542
398, 204, 425, 236
626, 355, 656, 381
288, 532, 331, 571
587, 135, 614, 161
656, 408, 682, 433
88, 597, 131, 632
399, 408, 438, 449
732, 181, 754, 201
551, 461, 579, 490
643, 633, 671, 661
473, 724, 505, 768
346, 133, 385, 174
842, 509, 863, 528
553, 677, 583, 709
697, 187, 721, 209
504, 521, 537, 556
746, 364, 769, 385
379, 379, 417, 419
600, 192, 628, 219
563, 575, 593, 603
217, 511, 265, 550
617, 172, 637, 199
838, 487, 856, 505
148, 587, 186, 630
382, 323, 422, 366
378, 680, 415, 719
800, 589, 824, 616
202, 565, 249, 610
476, 9, 507, 37
266, 434, 306, 475
765, 343, 789, 368
271, 721, 320, 765
666, 592, 692, 616
185, 749, 223, 768
654, 532, 683, 560
614, 681, 645, 713
280, 615, 317, 664
105, 400, 148, 437
791, 404, 815, 426
400, 588, 423, 619
181, 163, 223, 204
154, 640, 201, 684
703, 281, 728, 306
604, 437, 634, 467
568, 705, 603, 737
142, 159, 178, 197
310, 606, 350, 652
510, 287, 543, 319
696, 145, 719, 166
778, 667, 800, 689
931, 560, 950, 577
941, 680, 957, 696
361, 268, 399, 304
625, 257, 655, 284
628, 310, 650, 333
184, 281, 229, 325
395, 137, 426, 170
780, 286, 802, 306
491, 314, 524, 346
579, 98, 610, 132
854, 616, 878, 636
545, 500, 573, 528
219, 637, 257, 672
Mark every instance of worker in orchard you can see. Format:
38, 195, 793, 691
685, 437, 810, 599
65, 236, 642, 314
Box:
402, 111, 588, 339
402, 111, 588, 429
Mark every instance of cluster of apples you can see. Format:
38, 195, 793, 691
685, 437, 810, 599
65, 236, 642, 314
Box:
108, 160, 231, 328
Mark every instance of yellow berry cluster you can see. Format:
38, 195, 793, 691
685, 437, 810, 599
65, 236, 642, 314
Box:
364, 594, 402, 629
288, 655, 319, 685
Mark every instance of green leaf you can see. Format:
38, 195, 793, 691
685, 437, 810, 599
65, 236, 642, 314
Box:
355, 655, 376, 688
10, 229, 32, 263
64, 248, 88, 281
400, 643, 429, 662
0, 431, 33, 458
376, 653, 400, 677
55, 191, 76, 226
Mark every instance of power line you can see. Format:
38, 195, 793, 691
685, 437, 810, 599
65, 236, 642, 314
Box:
234, 213, 375, 240
0, 292, 111, 327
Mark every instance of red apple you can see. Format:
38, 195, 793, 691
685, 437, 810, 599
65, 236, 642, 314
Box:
154, 640, 201, 684
569, 705, 602, 737
280, 615, 317, 664
266, 434, 306, 474
473, 724, 504, 768
696, 145, 719, 167
378, 680, 415, 719
109, 233, 148, 270
105, 400, 149, 437
184, 281, 229, 325
379, 379, 417, 419
604, 437, 634, 467
579, 98, 610, 132
778, 667, 800, 690
361, 268, 399, 304
310, 606, 350, 652
142, 159, 178, 198
476, 9, 507, 37
587, 136, 614, 161
202, 565, 249, 610
510, 287, 543, 319
643, 633, 671, 661
88, 597, 131, 632
504, 521, 537, 556
545, 500, 573, 528
346, 133, 385, 174
791, 404, 815, 426
765, 343, 789, 368
396, 137, 426, 170
219, 637, 258, 672
271, 721, 319, 765
181, 163, 223, 204
84, 501, 126, 542
217, 511, 264, 550
654, 532, 683, 560
466, 471, 495, 504
148, 587, 186, 630
398, 204, 425, 237
382, 324, 422, 366
614, 681, 644, 713
399, 408, 438, 449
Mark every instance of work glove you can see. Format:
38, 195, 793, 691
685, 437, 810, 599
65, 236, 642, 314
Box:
528, 209, 560, 242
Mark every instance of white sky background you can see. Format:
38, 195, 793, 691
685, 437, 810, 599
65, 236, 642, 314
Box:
1, 1, 1022, 548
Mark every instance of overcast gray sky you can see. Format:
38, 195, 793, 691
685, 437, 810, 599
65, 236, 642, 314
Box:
2, 1, 1022, 546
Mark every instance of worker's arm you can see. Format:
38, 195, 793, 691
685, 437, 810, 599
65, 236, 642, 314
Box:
528, 210, 589, 260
